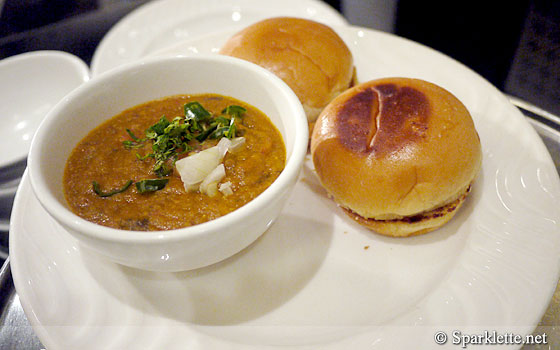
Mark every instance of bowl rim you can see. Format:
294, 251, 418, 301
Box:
27, 54, 309, 244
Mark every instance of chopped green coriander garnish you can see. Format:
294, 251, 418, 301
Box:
123, 129, 146, 149
123, 101, 246, 177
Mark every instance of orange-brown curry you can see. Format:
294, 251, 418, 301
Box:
63, 94, 285, 231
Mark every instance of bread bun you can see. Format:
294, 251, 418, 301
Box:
311, 77, 482, 237
220, 17, 354, 123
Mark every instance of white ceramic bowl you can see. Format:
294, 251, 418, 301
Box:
0, 51, 89, 169
27, 54, 308, 272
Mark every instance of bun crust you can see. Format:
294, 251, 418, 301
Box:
311, 78, 482, 236
220, 17, 354, 122
343, 185, 471, 237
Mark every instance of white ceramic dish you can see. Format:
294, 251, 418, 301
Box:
0, 51, 89, 169
11, 26, 560, 349
90, 0, 348, 77
26, 54, 308, 272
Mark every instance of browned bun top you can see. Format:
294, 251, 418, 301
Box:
220, 17, 354, 122
311, 77, 482, 222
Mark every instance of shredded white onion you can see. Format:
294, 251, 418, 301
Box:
216, 137, 232, 157
203, 182, 218, 197
175, 146, 221, 191
174, 137, 245, 195
199, 164, 226, 197
229, 137, 246, 152
218, 181, 234, 196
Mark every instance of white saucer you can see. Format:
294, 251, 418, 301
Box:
0, 51, 89, 169
90, 0, 348, 76
10, 26, 560, 349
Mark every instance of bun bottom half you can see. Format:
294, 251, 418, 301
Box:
342, 185, 472, 237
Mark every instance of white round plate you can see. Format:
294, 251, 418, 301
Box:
90, 0, 347, 77
11, 26, 560, 350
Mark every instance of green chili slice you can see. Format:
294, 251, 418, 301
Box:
92, 180, 133, 197
184, 101, 211, 121
136, 178, 169, 193
222, 105, 246, 118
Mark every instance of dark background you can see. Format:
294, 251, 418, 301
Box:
0, 0, 558, 116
